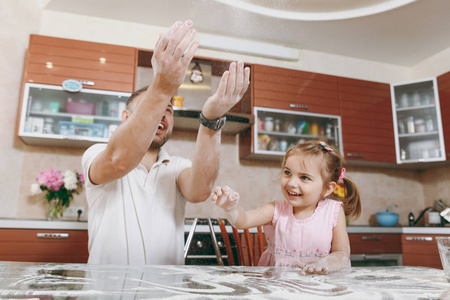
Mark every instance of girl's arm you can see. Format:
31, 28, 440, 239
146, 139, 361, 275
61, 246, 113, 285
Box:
297, 205, 351, 275
210, 185, 275, 229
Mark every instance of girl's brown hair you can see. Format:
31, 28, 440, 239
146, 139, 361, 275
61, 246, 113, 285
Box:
281, 140, 361, 219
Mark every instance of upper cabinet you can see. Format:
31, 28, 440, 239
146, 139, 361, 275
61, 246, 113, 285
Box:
437, 71, 450, 161
338, 77, 396, 163
252, 64, 340, 115
18, 82, 130, 148
240, 65, 341, 160
391, 78, 445, 163
24, 35, 136, 93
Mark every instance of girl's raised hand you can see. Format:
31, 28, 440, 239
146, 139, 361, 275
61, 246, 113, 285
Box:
210, 185, 240, 212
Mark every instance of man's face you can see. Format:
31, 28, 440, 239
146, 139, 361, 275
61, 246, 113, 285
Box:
126, 94, 174, 150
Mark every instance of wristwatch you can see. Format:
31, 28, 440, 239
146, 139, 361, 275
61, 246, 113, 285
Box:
199, 112, 226, 131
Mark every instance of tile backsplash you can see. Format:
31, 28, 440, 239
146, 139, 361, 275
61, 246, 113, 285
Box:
13, 129, 450, 227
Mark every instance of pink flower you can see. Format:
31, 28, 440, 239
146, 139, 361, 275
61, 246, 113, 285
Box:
36, 167, 64, 191
78, 173, 85, 185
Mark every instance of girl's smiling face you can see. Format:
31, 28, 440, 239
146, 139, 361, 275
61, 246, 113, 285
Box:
280, 154, 335, 215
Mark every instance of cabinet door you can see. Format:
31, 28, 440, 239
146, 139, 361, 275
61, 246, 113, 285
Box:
252, 64, 340, 115
401, 234, 443, 269
0, 229, 88, 263
18, 82, 130, 148
24, 35, 136, 93
391, 78, 445, 163
349, 233, 401, 254
338, 77, 396, 163
438, 71, 450, 160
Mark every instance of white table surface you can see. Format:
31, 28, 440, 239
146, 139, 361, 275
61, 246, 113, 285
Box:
0, 262, 448, 299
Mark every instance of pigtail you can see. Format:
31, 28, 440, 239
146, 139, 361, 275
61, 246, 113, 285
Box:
340, 176, 361, 219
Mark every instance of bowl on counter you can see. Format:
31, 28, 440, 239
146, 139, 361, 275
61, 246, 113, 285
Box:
376, 212, 399, 227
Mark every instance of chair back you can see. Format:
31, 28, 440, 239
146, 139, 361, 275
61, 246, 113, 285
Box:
217, 219, 266, 266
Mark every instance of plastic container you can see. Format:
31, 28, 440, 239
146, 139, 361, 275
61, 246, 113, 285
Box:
376, 212, 399, 227
66, 100, 95, 115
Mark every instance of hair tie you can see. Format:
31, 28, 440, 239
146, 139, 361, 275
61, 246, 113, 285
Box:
339, 168, 346, 180
319, 141, 333, 152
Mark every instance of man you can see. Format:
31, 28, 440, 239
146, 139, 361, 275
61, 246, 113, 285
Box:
81, 20, 250, 265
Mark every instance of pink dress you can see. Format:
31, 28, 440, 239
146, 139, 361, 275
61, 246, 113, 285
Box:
258, 198, 342, 267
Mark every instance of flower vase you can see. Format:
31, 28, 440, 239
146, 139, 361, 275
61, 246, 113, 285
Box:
47, 198, 64, 221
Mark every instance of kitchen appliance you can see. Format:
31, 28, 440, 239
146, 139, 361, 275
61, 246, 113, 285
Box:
184, 218, 236, 265
350, 253, 403, 267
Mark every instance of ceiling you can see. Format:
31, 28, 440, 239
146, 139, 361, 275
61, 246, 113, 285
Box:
43, 0, 450, 67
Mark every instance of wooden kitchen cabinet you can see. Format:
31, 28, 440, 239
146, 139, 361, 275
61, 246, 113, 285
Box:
0, 228, 88, 263
349, 233, 402, 254
338, 77, 396, 163
401, 234, 445, 269
240, 65, 341, 160
437, 71, 450, 160
252, 64, 340, 115
24, 35, 136, 93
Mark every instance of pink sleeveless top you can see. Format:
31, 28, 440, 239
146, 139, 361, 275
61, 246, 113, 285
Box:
258, 198, 342, 267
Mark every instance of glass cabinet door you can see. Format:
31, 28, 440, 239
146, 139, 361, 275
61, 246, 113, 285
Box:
254, 107, 342, 157
391, 78, 445, 163
18, 82, 130, 148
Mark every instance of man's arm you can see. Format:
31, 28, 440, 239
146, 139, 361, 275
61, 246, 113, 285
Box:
88, 20, 198, 185
178, 61, 250, 203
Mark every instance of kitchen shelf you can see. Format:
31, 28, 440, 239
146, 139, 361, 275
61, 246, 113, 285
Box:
244, 107, 342, 160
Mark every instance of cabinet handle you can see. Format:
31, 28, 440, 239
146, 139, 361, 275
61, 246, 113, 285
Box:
79, 80, 95, 86
289, 104, 309, 110
361, 236, 382, 241
347, 153, 364, 158
36, 233, 69, 239
405, 236, 433, 242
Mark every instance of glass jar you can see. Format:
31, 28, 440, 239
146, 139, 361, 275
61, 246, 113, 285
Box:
264, 117, 274, 132
414, 119, 425, 133
406, 116, 415, 134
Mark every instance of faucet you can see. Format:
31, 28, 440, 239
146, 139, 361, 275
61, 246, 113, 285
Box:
408, 207, 432, 227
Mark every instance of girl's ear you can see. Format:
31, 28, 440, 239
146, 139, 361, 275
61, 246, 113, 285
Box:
323, 181, 337, 198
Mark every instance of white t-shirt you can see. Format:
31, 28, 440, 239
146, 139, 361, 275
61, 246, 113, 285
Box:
82, 144, 192, 265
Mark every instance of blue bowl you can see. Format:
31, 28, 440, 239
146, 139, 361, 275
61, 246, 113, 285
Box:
376, 212, 399, 227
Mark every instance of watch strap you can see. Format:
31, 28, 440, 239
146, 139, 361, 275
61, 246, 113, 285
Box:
199, 112, 226, 131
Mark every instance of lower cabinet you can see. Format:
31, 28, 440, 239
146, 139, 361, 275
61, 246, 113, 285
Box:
348, 233, 403, 266
0, 228, 88, 263
401, 234, 444, 269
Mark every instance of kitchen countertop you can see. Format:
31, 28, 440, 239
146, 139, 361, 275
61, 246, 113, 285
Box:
0, 219, 449, 234
0, 261, 448, 299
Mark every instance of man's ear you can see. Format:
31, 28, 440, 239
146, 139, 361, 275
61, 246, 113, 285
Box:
121, 109, 130, 122
324, 181, 337, 198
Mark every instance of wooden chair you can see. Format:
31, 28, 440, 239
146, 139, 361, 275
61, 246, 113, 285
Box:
217, 219, 265, 266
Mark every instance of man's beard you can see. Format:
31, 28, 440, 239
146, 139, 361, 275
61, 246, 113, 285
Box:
149, 130, 171, 150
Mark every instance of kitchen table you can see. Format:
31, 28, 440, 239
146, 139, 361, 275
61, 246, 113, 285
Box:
0, 262, 449, 299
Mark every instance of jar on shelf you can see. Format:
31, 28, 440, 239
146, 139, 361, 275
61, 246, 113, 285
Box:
274, 119, 281, 132
406, 116, 415, 134
280, 139, 288, 152
414, 119, 425, 133
425, 116, 434, 132
264, 117, 274, 132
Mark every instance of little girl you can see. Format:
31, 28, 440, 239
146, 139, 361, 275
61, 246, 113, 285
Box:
211, 140, 361, 274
